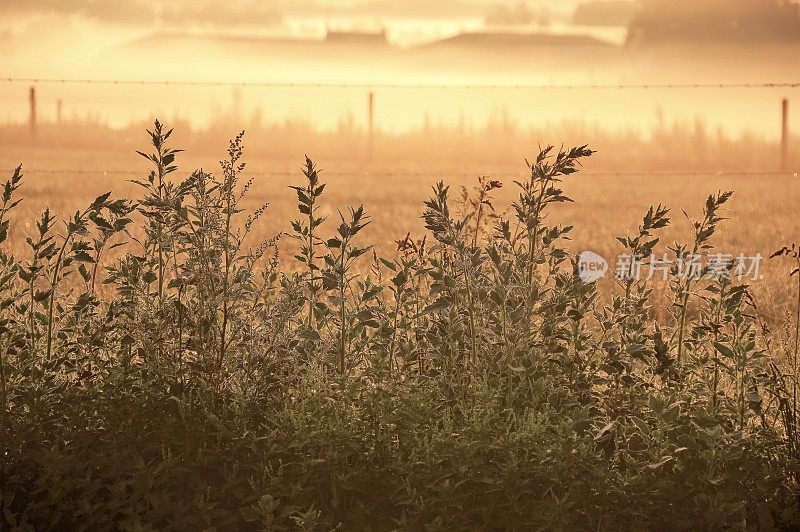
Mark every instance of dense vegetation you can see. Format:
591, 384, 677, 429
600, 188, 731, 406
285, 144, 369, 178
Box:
1, 122, 799, 529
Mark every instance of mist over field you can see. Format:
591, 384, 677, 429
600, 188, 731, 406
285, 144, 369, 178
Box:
1, 0, 798, 135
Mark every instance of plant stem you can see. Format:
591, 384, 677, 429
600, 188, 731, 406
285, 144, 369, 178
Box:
0, 338, 7, 431
676, 238, 703, 365
460, 250, 478, 366
90, 247, 102, 294
526, 177, 550, 285
306, 176, 317, 328
46, 233, 74, 361
28, 262, 36, 352
734, 323, 745, 431
339, 252, 347, 375
216, 179, 234, 381
388, 296, 401, 377
711, 284, 725, 410
156, 142, 166, 311
621, 279, 633, 353
177, 285, 184, 389
676, 280, 692, 365
794, 259, 800, 423
472, 192, 484, 248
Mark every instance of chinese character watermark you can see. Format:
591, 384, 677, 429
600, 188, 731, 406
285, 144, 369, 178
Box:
577, 251, 763, 283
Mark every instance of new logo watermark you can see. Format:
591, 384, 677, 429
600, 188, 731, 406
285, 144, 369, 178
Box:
578, 250, 609, 282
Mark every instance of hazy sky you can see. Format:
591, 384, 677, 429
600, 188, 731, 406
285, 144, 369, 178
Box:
0, 0, 581, 23
1, 0, 797, 137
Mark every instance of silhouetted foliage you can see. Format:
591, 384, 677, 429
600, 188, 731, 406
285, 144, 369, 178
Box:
0, 124, 798, 529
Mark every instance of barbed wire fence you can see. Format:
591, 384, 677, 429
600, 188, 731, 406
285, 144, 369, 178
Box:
2, 169, 797, 179
2, 75, 799, 175
4, 77, 800, 90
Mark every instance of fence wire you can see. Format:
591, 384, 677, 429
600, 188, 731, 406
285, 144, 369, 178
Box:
5, 77, 800, 91
4, 169, 797, 178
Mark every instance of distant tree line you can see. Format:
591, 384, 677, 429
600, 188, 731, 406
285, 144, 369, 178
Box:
627, 0, 800, 44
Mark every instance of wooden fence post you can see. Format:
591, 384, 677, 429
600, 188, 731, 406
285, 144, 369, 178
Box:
367, 91, 374, 160
781, 98, 790, 172
29, 86, 37, 137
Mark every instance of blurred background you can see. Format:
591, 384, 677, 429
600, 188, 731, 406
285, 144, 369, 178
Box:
0, 0, 798, 172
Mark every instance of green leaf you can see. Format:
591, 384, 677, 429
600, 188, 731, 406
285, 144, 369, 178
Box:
714, 342, 736, 359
